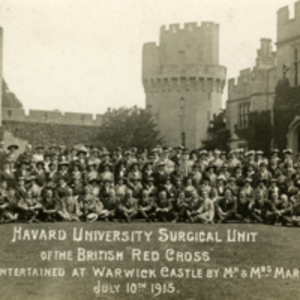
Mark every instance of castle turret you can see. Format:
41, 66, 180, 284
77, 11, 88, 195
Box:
142, 22, 226, 148
277, 1, 300, 87
0, 28, 3, 126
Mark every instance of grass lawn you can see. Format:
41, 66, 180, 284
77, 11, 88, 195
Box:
0, 222, 299, 300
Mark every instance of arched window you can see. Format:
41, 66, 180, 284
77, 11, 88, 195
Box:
180, 98, 185, 117
181, 132, 186, 147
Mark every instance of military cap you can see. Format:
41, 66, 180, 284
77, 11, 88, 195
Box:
7, 144, 19, 151
199, 149, 208, 156
157, 161, 166, 167
246, 150, 255, 157
217, 175, 226, 181
283, 149, 293, 155
228, 150, 236, 156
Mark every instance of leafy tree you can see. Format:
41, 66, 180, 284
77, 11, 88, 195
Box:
202, 110, 231, 151
97, 106, 163, 150
234, 110, 273, 156
273, 78, 300, 151
2, 79, 23, 108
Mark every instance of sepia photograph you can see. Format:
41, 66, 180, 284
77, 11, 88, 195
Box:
0, 0, 300, 299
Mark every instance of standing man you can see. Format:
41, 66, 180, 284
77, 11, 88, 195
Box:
0, 141, 7, 170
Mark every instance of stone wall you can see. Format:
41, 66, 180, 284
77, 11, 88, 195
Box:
1, 121, 101, 151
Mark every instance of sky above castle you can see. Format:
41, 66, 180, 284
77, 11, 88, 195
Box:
0, 0, 296, 114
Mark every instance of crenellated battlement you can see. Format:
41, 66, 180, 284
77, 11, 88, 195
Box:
277, 1, 300, 43
143, 77, 226, 94
160, 21, 218, 33
228, 38, 277, 101
228, 66, 277, 102
143, 21, 225, 84
2, 107, 103, 126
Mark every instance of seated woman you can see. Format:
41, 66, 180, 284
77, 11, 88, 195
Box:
99, 163, 114, 185
183, 176, 197, 198
80, 187, 103, 223
58, 187, 82, 222
241, 178, 255, 203
126, 162, 142, 189
211, 175, 226, 203
99, 179, 114, 202
71, 161, 84, 184
114, 177, 127, 199
191, 190, 215, 224
88, 178, 100, 198
86, 161, 99, 185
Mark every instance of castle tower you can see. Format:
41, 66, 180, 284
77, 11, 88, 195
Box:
277, 1, 300, 87
0, 27, 3, 125
142, 22, 226, 149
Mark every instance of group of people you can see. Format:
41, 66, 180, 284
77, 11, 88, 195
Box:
0, 141, 300, 225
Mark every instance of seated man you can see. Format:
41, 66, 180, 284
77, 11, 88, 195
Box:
275, 194, 293, 226
118, 188, 138, 223
98, 189, 119, 222
137, 190, 155, 222
18, 191, 42, 223
184, 191, 201, 223
290, 192, 300, 226
40, 189, 60, 222
266, 190, 282, 225
171, 190, 188, 223
235, 190, 251, 223
5, 187, 19, 223
249, 190, 273, 224
215, 188, 237, 223
154, 190, 175, 222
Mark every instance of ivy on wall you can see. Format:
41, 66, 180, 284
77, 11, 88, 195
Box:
234, 78, 300, 155
235, 110, 273, 156
202, 110, 231, 152
1, 121, 101, 148
273, 78, 300, 152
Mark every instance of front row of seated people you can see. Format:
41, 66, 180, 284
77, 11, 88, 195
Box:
0, 176, 299, 226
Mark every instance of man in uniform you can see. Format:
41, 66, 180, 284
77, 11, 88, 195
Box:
215, 188, 238, 223
137, 190, 155, 222
118, 188, 138, 223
